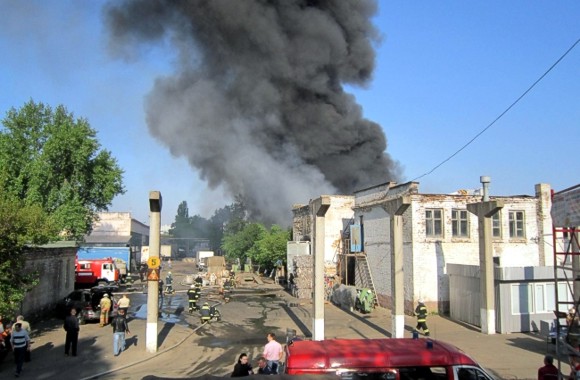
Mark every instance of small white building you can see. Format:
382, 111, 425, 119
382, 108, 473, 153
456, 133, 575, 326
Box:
350, 181, 552, 315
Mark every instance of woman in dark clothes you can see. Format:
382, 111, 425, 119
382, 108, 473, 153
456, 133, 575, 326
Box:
231, 353, 253, 377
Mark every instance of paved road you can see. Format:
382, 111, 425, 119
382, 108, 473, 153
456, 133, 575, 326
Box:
0, 262, 566, 379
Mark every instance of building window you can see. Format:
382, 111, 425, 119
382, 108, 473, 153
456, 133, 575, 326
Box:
452, 209, 469, 237
511, 284, 532, 314
492, 212, 501, 238
425, 209, 443, 237
509, 211, 525, 238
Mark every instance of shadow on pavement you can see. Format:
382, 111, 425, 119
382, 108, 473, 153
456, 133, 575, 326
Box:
158, 322, 176, 347
339, 307, 392, 337
439, 315, 481, 332
281, 304, 311, 338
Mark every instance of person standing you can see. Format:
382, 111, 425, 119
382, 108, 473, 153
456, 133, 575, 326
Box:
99, 293, 112, 327
111, 309, 130, 356
538, 354, 559, 380
415, 299, 430, 336
231, 353, 253, 377
64, 308, 80, 357
165, 272, 174, 294
10, 322, 30, 377
15, 316, 31, 335
263, 332, 283, 374
187, 285, 199, 312
117, 294, 130, 315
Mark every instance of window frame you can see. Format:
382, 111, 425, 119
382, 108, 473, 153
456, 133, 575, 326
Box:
511, 283, 533, 315
451, 209, 470, 238
491, 211, 502, 239
508, 210, 525, 239
425, 208, 443, 238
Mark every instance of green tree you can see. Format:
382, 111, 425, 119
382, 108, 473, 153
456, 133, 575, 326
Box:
221, 222, 264, 265
248, 225, 290, 269
0, 100, 125, 239
169, 201, 194, 238
0, 194, 57, 316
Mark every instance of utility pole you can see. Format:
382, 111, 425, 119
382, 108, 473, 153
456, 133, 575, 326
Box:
312, 196, 330, 341
467, 177, 503, 335
146, 191, 162, 353
383, 196, 411, 338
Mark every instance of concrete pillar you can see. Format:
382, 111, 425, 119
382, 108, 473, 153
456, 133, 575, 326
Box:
383, 196, 411, 338
535, 184, 552, 266
146, 191, 162, 353
467, 178, 503, 335
311, 196, 330, 341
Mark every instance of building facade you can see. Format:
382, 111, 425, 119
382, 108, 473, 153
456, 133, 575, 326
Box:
351, 181, 552, 315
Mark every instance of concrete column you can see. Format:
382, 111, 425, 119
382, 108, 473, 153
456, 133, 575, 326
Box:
146, 191, 162, 353
383, 197, 410, 338
535, 184, 552, 266
467, 181, 503, 335
311, 196, 330, 341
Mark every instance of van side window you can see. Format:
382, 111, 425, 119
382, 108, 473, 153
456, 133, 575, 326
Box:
400, 367, 446, 380
456, 367, 492, 380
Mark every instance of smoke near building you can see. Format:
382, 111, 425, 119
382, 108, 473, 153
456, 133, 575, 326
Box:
105, 0, 400, 224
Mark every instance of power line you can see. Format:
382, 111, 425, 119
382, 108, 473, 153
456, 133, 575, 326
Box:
411, 37, 580, 182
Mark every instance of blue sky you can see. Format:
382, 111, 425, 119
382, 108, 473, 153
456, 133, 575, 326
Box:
1, 1, 578, 226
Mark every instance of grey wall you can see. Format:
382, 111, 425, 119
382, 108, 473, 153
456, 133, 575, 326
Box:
20, 247, 76, 320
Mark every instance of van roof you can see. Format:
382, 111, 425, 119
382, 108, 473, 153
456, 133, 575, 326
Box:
286, 338, 478, 371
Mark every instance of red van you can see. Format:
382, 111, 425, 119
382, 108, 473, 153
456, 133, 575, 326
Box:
284, 338, 497, 380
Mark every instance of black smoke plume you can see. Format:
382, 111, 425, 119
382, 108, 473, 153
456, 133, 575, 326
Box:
105, 0, 400, 224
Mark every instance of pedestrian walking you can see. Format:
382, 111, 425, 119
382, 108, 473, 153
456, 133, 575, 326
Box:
15, 315, 32, 363
64, 308, 80, 357
231, 353, 253, 377
117, 294, 130, 315
538, 354, 559, 380
99, 293, 112, 326
111, 309, 131, 356
10, 322, 30, 377
263, 332, 283, 374
415, 299, 430, 336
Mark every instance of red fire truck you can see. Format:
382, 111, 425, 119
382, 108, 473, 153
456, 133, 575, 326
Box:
284, 338, 496, 380
75, 258, 120, 287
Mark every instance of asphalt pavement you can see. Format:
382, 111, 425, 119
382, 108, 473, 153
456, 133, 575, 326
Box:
0, 261, 568, 379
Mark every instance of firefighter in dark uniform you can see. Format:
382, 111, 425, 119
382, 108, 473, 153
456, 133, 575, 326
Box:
187, 285, 199, 313
200, 302, 212, 324
415, 299, 430, 336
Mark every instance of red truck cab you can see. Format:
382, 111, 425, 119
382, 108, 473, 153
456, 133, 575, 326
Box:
75, 258, 120, 287
285, 338, 496, 380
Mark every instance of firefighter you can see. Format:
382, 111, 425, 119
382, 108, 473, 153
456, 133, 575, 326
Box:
200, 302, 212, 324
415, 299, 430, 336
165, 272, 174, 294
210, 304, 221, 321
187, 285, 199, 313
